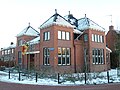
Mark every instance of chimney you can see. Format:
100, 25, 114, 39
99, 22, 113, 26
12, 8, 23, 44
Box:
109, 25, 114, 30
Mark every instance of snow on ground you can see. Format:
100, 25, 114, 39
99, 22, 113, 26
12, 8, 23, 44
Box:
0, 69, 120, 86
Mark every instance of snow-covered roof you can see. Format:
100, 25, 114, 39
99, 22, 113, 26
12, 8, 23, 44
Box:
106, 47, 112, 53
17, 25, 39, 37
27, 36, 40, 45
2, 44, 16, 50
39, 13, 74, 29
77, 16, 105, 31
73, 28, 83, 34
115, 30, 120, 34
64, 14, 78, 27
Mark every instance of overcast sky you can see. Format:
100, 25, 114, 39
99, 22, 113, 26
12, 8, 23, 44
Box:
0, 0, 120, 48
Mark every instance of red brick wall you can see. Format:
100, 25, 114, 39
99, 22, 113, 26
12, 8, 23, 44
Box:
106, 28, 117, 52
15, 35, 38, 66
88, 29, 107, 72
40, 25, 75, 73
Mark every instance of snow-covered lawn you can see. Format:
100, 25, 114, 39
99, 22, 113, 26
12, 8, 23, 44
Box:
0, 69, 120, 86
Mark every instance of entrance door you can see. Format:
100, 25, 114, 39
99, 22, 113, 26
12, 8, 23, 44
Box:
27, 54, 35, 70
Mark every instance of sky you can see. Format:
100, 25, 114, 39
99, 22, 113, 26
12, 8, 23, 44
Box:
0, 0, 120, 48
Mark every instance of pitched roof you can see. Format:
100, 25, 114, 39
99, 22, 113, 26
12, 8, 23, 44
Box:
77, 16, 105, 31
64, 14, 78, 27
39, 13, 74, 29
17, 25, 39, 37
115, 30, 120, 34
2, 44, 16, 50
28, 36, 40, 45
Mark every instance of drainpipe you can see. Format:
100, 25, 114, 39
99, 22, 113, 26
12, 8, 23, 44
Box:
73, 33, 77, 73
74, 44, 77, 73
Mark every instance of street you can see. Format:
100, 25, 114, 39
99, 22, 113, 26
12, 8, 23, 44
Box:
0, 81, 120, 90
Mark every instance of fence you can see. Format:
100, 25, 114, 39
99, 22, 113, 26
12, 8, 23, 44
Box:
3, 67, 120, 85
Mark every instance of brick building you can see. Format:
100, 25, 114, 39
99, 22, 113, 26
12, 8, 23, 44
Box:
0, 42, 16, 67
15, 24, 40, 70
106, 25, 120, 68
0, 11, 111, 73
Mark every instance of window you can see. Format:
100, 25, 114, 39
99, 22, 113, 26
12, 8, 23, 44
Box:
12, 49, 14, 53
84, 34, 88, 42
8, 50, 10, 54
92, 34, 94, 41
98, 35, 100, 42
66, 32, 70, 40
29, 44, 35, 51
92, 34, 104, 43
101, 49, 104, 64
5, 50, 7, 55
18, 51, 22, 64
18, 39, 22, 46
92, 49, 95, 64
95, 34, 97, 42
58, 31, 62, 39
102, 36, 104, 43
44, 32, 50, 41
58, 47, 70, 65
92, 48, 104, 64
62, 31, 65, 40
43, 48, 50, 65
2, 51, 4, 55
58, 31, 70, 40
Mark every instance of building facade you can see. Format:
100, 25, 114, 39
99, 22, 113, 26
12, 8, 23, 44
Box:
0, 42, 16, 67
0, 11, 111, 73
106, 25, 120, 68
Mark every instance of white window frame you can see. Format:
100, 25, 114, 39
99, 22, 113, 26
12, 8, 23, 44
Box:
92, 34, 94, 42
58, 31, 62, 39
62, 31, 65, 40
43, 48, 50, 65
44, 32, 50, 41
66, 32, 70, 40
58, 47, 71, 65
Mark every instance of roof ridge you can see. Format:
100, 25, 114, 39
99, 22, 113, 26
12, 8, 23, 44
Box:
40, 13, 73, 29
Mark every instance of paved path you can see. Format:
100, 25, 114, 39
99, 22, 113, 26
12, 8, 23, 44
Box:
0, 81, 120, 90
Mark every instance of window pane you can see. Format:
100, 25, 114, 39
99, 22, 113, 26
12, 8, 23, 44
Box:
100, 36, 102, 43
98, 35, 100, 42
66, 48, 70, 55
58, 31, 61, 39
66, 32, 70, 40
95, 35, 97, 42
102, 36, 104, 43
92, 34, 94, 41
45, 57, 47, 65
58, 57, 61, 65
58, 48, 61, 55
96, 35, 98, 42
62, 48, 66, 55
62, 57, 65, 65
62, 31, 65, 40
48, 32, 50, 40
47, 48, 50, 56
45, 32, 47, 40
66, 57, 70, 65
47, 57, 50, 65
84, 34, 88, 42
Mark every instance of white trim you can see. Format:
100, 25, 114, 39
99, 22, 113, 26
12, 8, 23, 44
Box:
106, 47, 112, 52
26, 51, 40, 54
